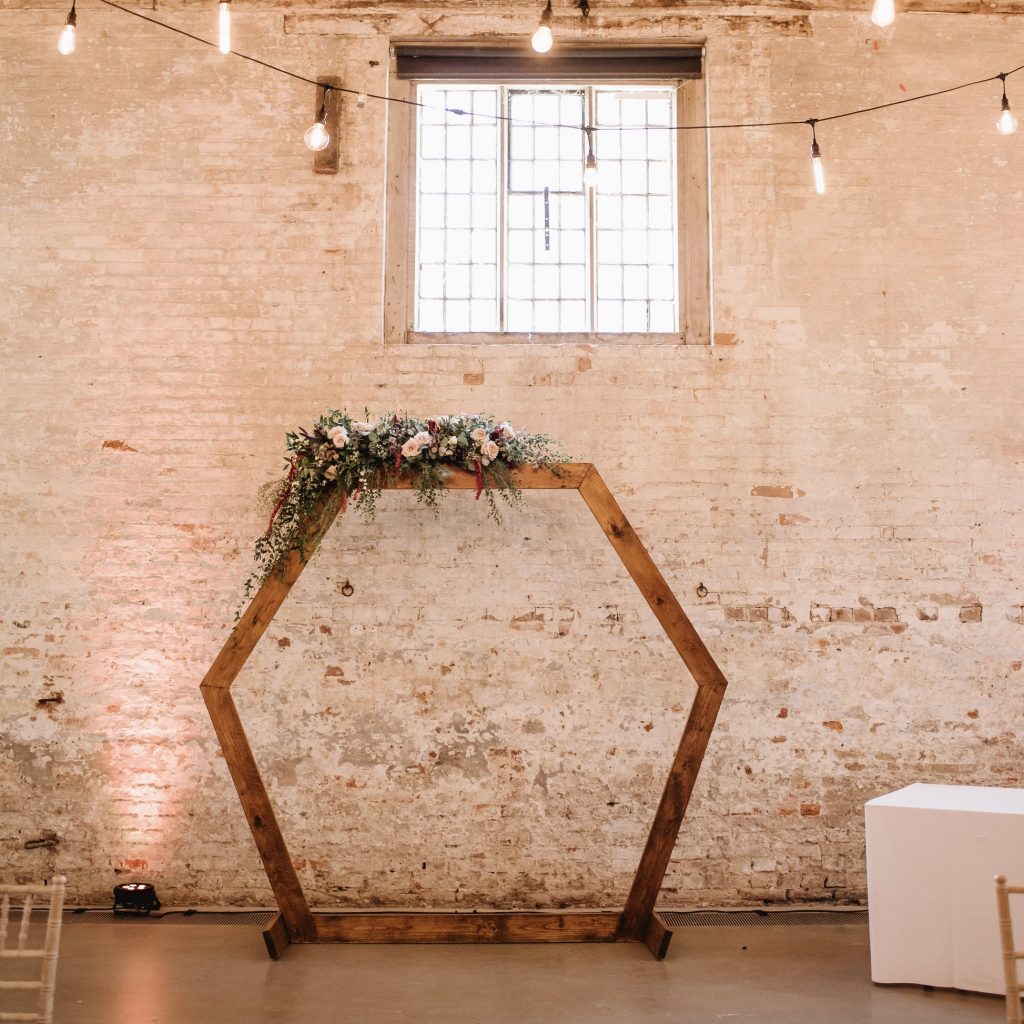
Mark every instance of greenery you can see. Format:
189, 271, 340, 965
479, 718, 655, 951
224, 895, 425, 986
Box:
243, 411, 566, 602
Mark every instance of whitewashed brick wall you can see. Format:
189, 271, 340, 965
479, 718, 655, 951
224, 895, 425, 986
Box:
2, 2, 1022, 908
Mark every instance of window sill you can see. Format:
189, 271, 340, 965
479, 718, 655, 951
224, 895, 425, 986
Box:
400, 331, 706, 347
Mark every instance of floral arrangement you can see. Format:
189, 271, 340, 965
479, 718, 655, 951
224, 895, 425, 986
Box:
245, 411, 566, 599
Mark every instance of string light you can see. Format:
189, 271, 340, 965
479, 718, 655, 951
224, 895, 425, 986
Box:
304, 89, 330, 151
583, 126, 598, 188
63, 1, 1024, 183
58, 1, 76, 55
532, 0, 553, 54
996, 73, 1018, 135
870, 0, 896, 29
807, 119, 826, 195
218, 1, 230, 55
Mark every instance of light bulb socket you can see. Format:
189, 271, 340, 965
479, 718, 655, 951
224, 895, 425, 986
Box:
65, 1, 76, 27
1001, 95, 1011, 113
811, 139, 821, 159
539, 0, 553, 27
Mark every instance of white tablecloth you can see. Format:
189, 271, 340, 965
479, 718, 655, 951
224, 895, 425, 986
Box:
865, 782, 1024, 994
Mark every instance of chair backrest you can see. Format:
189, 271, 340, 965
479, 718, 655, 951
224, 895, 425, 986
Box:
996, 874, 1024, 1024
0, 877, 66, 1024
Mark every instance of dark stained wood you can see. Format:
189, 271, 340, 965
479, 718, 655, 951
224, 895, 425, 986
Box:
576, 467, 728, 941
200, 687, 316, 941
577, 465, 729, 693
313, 911, 622, 944
198, 461, 725, 959
200, 490, 343, 691
616, 680, 726, 941
643, 911, 673, 961
313, 78, 345, 175
382, 463, 591, 490
262, 913, 291, 960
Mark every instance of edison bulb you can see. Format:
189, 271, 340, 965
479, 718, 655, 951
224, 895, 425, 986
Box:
812, 154, 826, 195
870, 0, 895, 27
304, 121, 330, 152
58, 22, 76, 55
218, 1, 231, 54
997, 103, 1018, 136
531, 25, 553, 53
583, 155, 598, 188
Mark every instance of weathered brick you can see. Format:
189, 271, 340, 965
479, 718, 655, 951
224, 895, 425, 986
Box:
0, 4, 1020, 915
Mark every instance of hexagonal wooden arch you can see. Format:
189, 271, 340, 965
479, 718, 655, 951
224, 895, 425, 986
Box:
200, 464, 728, 960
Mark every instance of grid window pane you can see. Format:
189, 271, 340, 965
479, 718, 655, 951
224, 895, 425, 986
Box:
415, 83, 678, 335
593, 87, 678, 334
415, 86, 500, 332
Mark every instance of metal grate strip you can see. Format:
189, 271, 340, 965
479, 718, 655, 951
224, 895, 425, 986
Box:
63, 910, 276, 927
659, 909, 867, 929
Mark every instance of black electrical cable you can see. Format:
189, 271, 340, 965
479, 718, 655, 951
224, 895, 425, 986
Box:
86, 0, 1023, 139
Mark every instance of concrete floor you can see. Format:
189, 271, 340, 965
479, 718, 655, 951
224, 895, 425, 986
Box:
39, 918, 1007, 1024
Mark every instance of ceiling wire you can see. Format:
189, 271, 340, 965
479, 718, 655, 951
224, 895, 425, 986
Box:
90, 0, 1022, 138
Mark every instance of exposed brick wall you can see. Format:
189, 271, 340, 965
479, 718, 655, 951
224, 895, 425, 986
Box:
2, 3, 1022, 909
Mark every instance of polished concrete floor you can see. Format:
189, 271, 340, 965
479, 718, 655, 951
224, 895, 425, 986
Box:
39, 916, 1008, 1024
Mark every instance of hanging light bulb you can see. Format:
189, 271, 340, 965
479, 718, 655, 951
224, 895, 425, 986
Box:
304, 92, 330, 152
218, 1, 231, 55
532, 0, 553, 54
996, 74, 1018, 136
356, 92, 367, 109
807, 120, 825, 195
58, 1, 76, 55
870, 0, 895, 28
583, 127, 598, 188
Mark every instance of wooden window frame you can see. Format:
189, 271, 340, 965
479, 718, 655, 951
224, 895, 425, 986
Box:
383, 42, 710, 347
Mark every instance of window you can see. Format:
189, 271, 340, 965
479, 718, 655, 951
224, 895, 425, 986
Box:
385, 45, 709, 345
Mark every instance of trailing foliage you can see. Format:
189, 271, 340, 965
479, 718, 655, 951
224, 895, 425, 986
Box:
243, 411, 566, 604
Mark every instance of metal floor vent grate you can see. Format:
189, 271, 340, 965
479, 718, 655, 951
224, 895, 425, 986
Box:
64, 910, 277, 927
660, 909, 868, 929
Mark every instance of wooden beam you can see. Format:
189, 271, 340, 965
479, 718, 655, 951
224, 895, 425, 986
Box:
312, 911, 622, 944
262, 913, 291, 960
617, 680, 726, 940
643, 912, 673, 961
382, 463, 591, 490
198, 460, 727, 960
313, 78, 344, 175
200, 490, 344, 691
201, 687, 316, 942
577, 465, 728, 691
576, 467, 728, 941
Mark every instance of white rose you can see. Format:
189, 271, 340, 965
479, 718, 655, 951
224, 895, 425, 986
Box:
401, 437, 423, 458
499, 422, 516, 439
327, 426, 349, 448
351, 420, 374, 436
481, 439, 500, 461
413, 430, 432, 446
471, 427, 488, 443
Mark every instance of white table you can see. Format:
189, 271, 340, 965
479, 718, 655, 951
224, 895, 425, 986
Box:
865, 782, 1024, 995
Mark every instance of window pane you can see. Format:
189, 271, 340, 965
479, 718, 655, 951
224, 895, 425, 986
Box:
415, 86, 500, 333
446, 196, 471, 229
592, 87, 678, 334
414, 83, 678, 335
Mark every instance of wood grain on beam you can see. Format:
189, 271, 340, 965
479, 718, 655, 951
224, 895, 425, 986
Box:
313, 911, 623, 943
201, 688, 316, 941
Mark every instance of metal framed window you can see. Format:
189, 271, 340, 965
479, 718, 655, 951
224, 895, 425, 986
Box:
384, 45, 709, 345
414, 84, 677, 335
